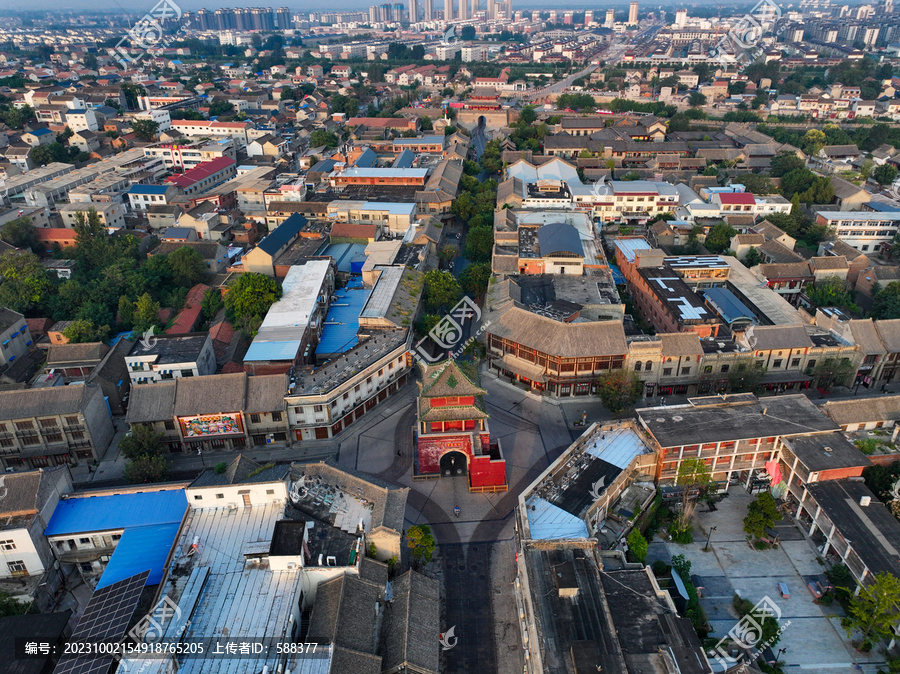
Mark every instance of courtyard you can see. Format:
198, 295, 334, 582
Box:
647, 489, 886, 673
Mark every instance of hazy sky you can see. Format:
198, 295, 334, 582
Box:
14, 0, 661, 13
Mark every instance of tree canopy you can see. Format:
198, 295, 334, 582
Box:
224, 273, 281, 335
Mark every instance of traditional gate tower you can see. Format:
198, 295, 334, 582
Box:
413, 360, 507, 491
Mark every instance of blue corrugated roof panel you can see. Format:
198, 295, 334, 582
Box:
867, 201, 900, 212
96, 523, 181, 589
128, 184, 170, 195
702, 287, 755, 325
321, 242, 367, 274
317, 278, 370, 356
244, 339, 303, 362
44, 490, 187, 536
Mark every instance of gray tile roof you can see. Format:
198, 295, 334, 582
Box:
0, 384, 93, 420
382, 570, 440, 674
125, 381, 176, 424
173, 372, 246, 417
188, 454, 289, 488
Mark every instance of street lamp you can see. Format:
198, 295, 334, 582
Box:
703, 526, 717, 552
776, 647, 787, 664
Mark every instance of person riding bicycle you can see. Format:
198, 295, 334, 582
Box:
454, 505, 460, 517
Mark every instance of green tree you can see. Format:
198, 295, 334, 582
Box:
121, 424, 169, 484
0, 215, 38, 252
705, 222, 738, 254
119, 424, 166, 460
0, 588, 30, 618
801, 129, 826, 156
208, 100, 235, 117
438, 244, 459, 263
738, 173, 775, 195
743, 492, 783, 540
727, 361, 767, 393
124, 454, 169, 484
688, 91, 707, 107
132, 118, 160, 141
770, 152, 806, 177
675, 458, 714, 533
597, 370, 643, 415
201, 288, 224, 322
132, 293, 162, 334
224, 273, 281, 333
519, 105, 537, 125
422, 269, 462, 313
842, 571, 900, 649
873, 282, 900, 319
310, 129, 339, 147
63, 319, 109, 343
459, 262, 491, 297
167, 246, 207, 287
626, 529, 648, 563
874, 164, 898, 187
811, 357, 855, 392
806, 275, 855, 310
406, 524, 436, 564
464, 226, 494, 263
0, 250, 51, 313
743, 246, 762, 268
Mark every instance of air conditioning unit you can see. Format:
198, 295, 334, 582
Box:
286, 562, 297, 570
226, 503, 237, 510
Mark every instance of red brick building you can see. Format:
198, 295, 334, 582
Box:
415, 360, 507, 492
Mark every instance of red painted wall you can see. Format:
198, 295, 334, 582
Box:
470, 455, 506, 488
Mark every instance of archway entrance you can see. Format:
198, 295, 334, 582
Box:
440, 451, 468, 477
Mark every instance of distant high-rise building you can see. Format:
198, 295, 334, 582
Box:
487, 0, 496, 19
445, 0, 454, 20
424, 0, 433, 20
276, 7, 291, 28
514, 10, 522, 21
584, 10, 594, 25
886, 0, 894, 12
629, 1, 638, 25
369, 5, 379, 22
195, 8, 211, 30
459, 0, 469, 20
674, 8, 687, 27
548, 10, 557, 23
605, 8, 615, 27
563, 10, 573, 24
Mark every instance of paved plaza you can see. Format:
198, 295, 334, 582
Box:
648, 489, 886, 673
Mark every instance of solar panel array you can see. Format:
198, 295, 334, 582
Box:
53, 570, 150, 674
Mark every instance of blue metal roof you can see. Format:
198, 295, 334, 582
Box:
392, 149, 415, 169
355, 147, 378, 168
257, 213, 307, 255
702, 287, 756, 325
96, 523, 181, 589
30, 128, 52, 136
867, 201, 900, 212
319, 242, 367, 274
44, 490, 188, 536
244, 339, 303, 362
128, 184, 170, 195
317, 277, 370, 356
